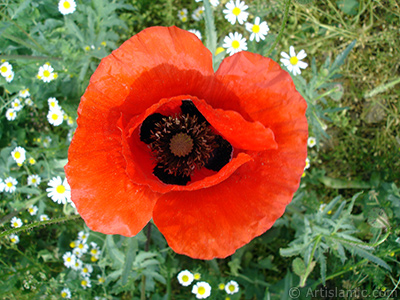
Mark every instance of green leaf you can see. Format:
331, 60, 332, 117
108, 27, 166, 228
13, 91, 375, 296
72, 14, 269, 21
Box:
330, 39, 356, 72
343, 244, 391, 271
203, 0, 217, 67
121, 237, 138, 285
292, 257, 306, 276
105, 235, 125, 269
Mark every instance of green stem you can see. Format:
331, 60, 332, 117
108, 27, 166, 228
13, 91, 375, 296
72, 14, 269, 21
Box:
265, 0, 292, 57
300, 235, 321, 286
0, 214, 81, 239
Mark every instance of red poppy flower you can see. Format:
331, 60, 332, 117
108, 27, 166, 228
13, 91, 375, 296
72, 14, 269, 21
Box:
65, 26, 308, 260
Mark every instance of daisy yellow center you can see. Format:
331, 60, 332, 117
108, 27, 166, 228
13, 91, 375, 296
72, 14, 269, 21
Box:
32, 178, 37, 183
43, 70, 51, 77
81, 280, 87, 286
194, 273, 201, 280
9, 112, 14, 116
63, 1, 71, 9
231, 40, 240, 49
1, 66, 7, 72
99, 277, 105, 283
61, 292, 67, 297
11, 238, 16, 243
13, 103, 19, 107
14, 152, 21, 159
56, 185, 66, 194
51, 102, 55, 107
252, 24, 260, 33
78, 243, 84, 249
228, 284, 235, 292
198, 286, 206, 295
169, 133, 193, 157
7, 182, 13, 188
52, 113, 59, 120
232, 7, 241, 16
66, 257, 71, 262
13, 222, 18, 227
91, 249, 98, 254
290, 56, 299, 65
182, 275, 189, 282
91, 256, 98, 262
29, 208, 33, 213
83, 267, 88, 273
70, 241, 76, 248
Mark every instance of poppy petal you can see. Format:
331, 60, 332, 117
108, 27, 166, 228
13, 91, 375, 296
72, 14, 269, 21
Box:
153, 52, 307, 259
65, 85, 159, 237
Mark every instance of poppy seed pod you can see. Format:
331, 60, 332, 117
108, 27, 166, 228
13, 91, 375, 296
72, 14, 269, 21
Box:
65, 26, 308, 260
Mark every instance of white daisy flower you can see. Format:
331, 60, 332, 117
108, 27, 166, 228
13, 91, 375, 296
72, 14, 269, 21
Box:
63, 251, 77, 268
11, 98, 23, 112
40, 214, 49, 221
97, 274, 105, 284
307, 137, 317, 148
9, 233, 20, 244
195, 0, 219, 6
4, 177, 18, 193
37, 63, 56, 83
80, 278, 91, 289
27, 174, 41, 187
280, 46, 308, 76
71, 258, 83, 271
67, 116, 74, 126
25, 98, 34, 106
10, 217, 23, 228
192, 281, 211, 299
42, 136, 52, 148
5, 71, 14, 83
46, 176, 71, 204
6, 108, 17, 121
28, 205, 38, 216
74, 240, 89, 254
222, 32, 247, 56
177, 8, 188, 22
192, 6, 204, 21
89, 242, 102, 258
19, 88, 30, 98
58, 0, 77, 15
0, 61, 13, 77
223, 0, 249, 25
11, 146, 26, 164
177, 270, 194, 286
245, 17, 269, 42
188, 29, 202, 40
47, 107, 64, 126
305, 157, 310, 170
61, 287, 72, 299
225, 280, 239, 294
80, 264, 93, 278
78, 230, 90, 243
48, 97, 60, 110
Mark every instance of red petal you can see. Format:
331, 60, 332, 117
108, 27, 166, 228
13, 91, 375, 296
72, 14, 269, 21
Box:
65, 85, 159, 237
153, 52, 308, 259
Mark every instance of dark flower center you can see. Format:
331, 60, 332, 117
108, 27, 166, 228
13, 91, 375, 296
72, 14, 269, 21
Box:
140, 100, 233, 185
